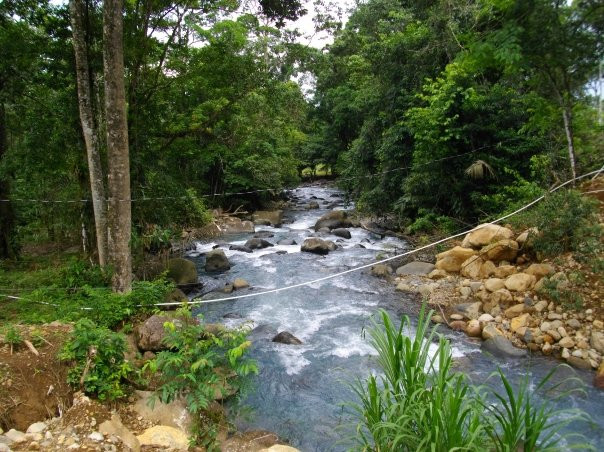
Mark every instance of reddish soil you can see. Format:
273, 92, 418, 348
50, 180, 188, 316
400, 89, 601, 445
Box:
0, 324, 73, 431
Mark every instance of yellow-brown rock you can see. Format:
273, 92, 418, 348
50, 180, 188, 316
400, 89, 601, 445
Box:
460, 255, 484, 279
461, 224, 514, 249
494, 264, 517, 279
479, 260, 497, 278
504, 303, 526, 319
505, 273, 536, 292
484, 278, 505, 292
594, 362, 604, 389
480, 239, 519, 263
482, 323, 504, 340
465, 319, 482, 337
490, 288, 513, 305
435, 247, 477, 273
524, 263, 554, 280
510, 313, 531, 333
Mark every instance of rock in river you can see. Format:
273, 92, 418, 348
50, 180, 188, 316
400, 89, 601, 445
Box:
165, 258, 199, 291
314, 210, 352, 231
332, 228, 352, 239
272, 332, 303, 345
230, 244, 253, 253
245, 238, 274, 250
482, 336, 527, 358
205, 249, 231, 272
301, 238, 333, 255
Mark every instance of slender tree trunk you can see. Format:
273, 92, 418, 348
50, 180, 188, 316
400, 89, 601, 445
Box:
0, 102, 17, 259
103, 0, 132, 292
561, 105, 577, 183
70, 0, 109, 267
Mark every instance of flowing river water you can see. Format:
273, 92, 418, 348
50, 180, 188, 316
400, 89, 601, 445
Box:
186, 184, 604, 451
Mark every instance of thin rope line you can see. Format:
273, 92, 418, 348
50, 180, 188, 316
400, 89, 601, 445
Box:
1, 167, 600, 310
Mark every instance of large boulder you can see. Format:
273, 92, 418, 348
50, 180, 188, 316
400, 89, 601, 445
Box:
314, 210, 353, 231
137, 426, 189, 451
396, 261, 435, 276
524, 263, 554, 280
136, 315, 173, 351
272, 332, 302, 345
482, 336, 527, 358
133, 391, 191, 433
245, 238, 274, 250
301, 238, 333, 255
460, 255, 484, 279
205, 249, 231, 272
479, 239, 519, 263
484, 278, 505, 292
461, 224, 514, 248
219, 217, 255, 234
332, 228, 352, 239
435, 247, 477, 272
252, 210, 283, 227
165, 258, 198, 290
504, 273, 536, 292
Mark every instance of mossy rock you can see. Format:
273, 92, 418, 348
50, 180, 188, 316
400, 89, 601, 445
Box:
165, 258, 199, 293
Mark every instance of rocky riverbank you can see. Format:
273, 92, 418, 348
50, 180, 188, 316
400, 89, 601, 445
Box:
372, 223, 604, 388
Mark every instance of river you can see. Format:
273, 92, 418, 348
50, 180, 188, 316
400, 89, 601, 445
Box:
186, 183, 604, 451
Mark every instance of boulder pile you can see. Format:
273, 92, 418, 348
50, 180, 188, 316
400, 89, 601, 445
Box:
386, 223, 604, 376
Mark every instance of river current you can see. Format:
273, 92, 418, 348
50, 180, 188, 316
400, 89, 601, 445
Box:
186, 184, 604, 451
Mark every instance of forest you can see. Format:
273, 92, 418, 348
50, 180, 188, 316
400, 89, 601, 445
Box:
0, 0, 603, 450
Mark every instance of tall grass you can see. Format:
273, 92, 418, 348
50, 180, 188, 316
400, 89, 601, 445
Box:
349, 304, 592, 451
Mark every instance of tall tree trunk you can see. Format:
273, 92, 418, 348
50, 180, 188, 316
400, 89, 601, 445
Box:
0, 102, 17, 259
70, 0, 109, 267
103, 0, 132, 292
561, 105, 577, 183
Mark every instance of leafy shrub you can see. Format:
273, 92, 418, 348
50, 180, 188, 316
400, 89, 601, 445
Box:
30, 279, 172, 328
349, 304, 590, 451
513, 190, 602, 259
3, 325, 23, 355
144, 305, 257, 447
60, 258, 112, 289
59, 319, 133, 401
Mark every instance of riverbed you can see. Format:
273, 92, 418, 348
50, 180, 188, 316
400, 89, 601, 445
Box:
187, 184, 604, 451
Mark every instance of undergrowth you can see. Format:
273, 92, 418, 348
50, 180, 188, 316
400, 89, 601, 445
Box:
143, 304, 257, 449
349, 304, 592, 451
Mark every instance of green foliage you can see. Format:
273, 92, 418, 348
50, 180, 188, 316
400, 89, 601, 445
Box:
0, 257, 172, 327
143, 305, 257, 447
311, 0, 602, 227
59, 319, 133, 401
3, 325, 23, 354
349, 305, 590, 451
513, 190, 602, 259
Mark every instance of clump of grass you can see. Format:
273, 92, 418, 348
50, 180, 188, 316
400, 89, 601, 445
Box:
3, 325, 23, 355
348, 304, 592, 451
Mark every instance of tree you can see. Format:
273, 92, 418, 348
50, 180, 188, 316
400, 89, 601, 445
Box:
70, 0, 108, 267
103, 0, 132, 292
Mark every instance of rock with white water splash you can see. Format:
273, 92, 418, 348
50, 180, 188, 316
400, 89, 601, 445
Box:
301, 238, 333, 255
245, 238, 274, 250
205, 249, 231, 272
272, 332, 303, 345
233, 278, 250, 290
